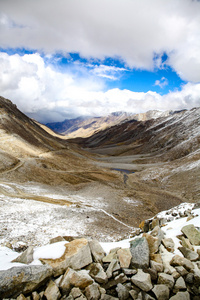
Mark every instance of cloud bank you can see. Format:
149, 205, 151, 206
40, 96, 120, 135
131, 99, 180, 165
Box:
0, 52, 199, 123
0, 0, 200, 83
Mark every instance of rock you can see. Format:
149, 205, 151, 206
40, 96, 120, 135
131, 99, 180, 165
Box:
0, 265, 53, 299
150, 254, 163, 264
87, 262, 108, 284
139, 220, 150, 232
152, 284, 169, 300
175, 266, 188, 276
142, 292, 155, 300
106, 259, 121, 279
129, 289, 139, 299
44, 280, 61, 300
169, 291, 190, 300
131, 269, 153, 292
130, 237, 149, 269
181, 224, 200, 246
173, 276, 186, 293
157, 273, 174, 290
40, 238, 92, 276
70, 287, 83, 298
185, 272, 194, 284
17, 295, 26, 300
102, 248, 119, 263
122, 268, 137, 276
143, 233, 159, 254
170, 255, 194, 271
103, 273, 127, 289
150, 226, 165, 244
32, 291, 40, 300
60, 268, 93, 293
178, 246, 199, 261
50, 236, 66, 244
12, 246, 34, 264
85, 282, 101, 300
89, 240, 105, 262
150, 260, 164, 272
55, 275, 63, 286
151, 218, 160, 230
162, 238, 175, 252
116, 283, 130, 300
117, 248, 132, 268
102, 295, 119, 300
172, 271, 180, 279
145, 267, 157, 281
181, 237, 194, 251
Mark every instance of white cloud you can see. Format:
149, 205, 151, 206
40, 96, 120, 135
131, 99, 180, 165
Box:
155, 77, 169, 89
0, 0, 200, 82
91, 65, 127, 80
0, 53, 199, 123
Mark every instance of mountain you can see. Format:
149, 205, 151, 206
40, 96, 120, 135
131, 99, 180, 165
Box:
0, 96, 199, 244
45, 110, 172, 138
74, 107, 200, 203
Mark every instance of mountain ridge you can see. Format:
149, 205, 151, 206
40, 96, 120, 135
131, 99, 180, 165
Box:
45, 109, 178, 138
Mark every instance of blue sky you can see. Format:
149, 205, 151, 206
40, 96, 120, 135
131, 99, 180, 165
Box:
0, 0, 200, 123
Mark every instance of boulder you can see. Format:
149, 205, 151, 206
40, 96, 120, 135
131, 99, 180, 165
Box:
12, 246, 34, 264
87, 263, 108, 284
70, 287, 84, 298
175, 266, 188, 276
116, 283, 130, 300
170, 255, 194, 271
44, 280, 61, 300
32, 291, 40, 300
162, 238, 175, 252
106, 259, 121, 279
89, 240, 105, 262
103, 273, 127, 289
130, 237, 149, 269
85, 282, 101, 300
117, 248, 132, 268
157, 273, 174, 290
131, 269, 153, 292
181, 224, 200, 246
0, 265, 53, 299
178, 246, 199, 261
150, 254, 163, 264
143, 233, 159, 254
17, 294, 26, 300
102, 248, 119, 263
152, 284, 169, 300
173, 276, 186, 293
40, 238, 92, 276
169, 291, 190, 300
181, 237, 194, 251
150, 260, 164, 273
60, 268, 93, 293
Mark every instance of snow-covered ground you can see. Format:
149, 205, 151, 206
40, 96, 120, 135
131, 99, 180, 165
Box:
0, 202, 200, 271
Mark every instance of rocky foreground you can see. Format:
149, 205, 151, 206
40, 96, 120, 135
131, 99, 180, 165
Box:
0, 204, 200, 299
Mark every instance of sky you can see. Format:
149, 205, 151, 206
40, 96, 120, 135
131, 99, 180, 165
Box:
0, 0, 200, 123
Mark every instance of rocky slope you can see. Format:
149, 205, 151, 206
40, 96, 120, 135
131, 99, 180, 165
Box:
0, 203, 200, 299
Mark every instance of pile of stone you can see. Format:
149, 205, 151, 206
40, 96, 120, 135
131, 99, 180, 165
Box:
0, 223, 200, 299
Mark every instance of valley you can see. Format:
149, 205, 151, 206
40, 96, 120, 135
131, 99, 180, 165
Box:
0, 96, 199, 249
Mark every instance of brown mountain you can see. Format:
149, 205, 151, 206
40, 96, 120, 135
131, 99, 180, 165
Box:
0, 96, 199, 244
